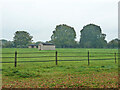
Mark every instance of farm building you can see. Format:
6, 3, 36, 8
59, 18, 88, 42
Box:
38, 43, 55, 50
28, 44, 37, 48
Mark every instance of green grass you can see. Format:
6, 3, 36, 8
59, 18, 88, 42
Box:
1, 48, 119, 88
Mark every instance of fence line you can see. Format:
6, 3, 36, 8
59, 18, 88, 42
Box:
0, 55, 116, 58
1, 51, 118, 54
1, 51, 118, 67
0, 59, 116, 63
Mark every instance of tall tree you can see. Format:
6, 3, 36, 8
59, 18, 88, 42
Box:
51, 24, 76, 48
79, 24, 107, 48
13, 31, 33, 48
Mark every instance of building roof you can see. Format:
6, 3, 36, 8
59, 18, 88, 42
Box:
28, 44, 37, 46
40, 43, 54, 45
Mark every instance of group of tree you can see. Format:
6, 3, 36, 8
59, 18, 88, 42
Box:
1, 31, 33, 48
50, 24, 119, 48
0, 23, 119, 48
0, 39, 14, 48
107, 38, 120, 48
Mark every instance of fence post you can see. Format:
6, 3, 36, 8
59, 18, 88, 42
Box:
115, 52, 116, 64
56, 51, 57, 65
88, 51, 89, 66
15, 51, 17, 67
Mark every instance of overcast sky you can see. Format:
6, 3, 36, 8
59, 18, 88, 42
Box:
0, 0, 119, 42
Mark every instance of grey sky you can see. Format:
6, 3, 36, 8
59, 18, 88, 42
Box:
1, 0, 119, 42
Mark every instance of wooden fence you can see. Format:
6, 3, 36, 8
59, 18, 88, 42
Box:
1, 51, 118, 67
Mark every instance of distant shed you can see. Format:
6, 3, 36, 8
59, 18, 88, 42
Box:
38, 43, 55, 50
28, 44, 37, 48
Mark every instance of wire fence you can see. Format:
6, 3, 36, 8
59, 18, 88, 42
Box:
0, 51, 118, 67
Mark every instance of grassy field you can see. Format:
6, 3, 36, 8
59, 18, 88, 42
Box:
1, 48, 118, 88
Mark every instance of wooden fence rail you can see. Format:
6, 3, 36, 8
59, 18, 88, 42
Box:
0, 51, 118, 67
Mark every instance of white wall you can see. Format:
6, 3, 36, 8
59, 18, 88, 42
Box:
38, 44, 55, 50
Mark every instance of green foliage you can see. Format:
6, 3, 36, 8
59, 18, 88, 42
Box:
79, 24, 107, 48
13, 31, 33, 48
1, 24, 118, 49
3, 41, 14, 48
35, 41, 44, 45
107, 38, 120, 48
0, 39, 7, 44
51, 24, 77, 48
45, 40, 52, 44
0, 39, 14, 48
0, 39, 7, 48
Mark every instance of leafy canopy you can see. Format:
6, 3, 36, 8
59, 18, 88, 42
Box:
51, 24, 76, 48
79, 24, 107, 48
13, 31, 33, 48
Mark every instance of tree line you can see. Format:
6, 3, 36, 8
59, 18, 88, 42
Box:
0, 24, 119, 48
